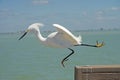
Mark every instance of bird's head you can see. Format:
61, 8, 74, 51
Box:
19, 23, 44, 40
27, 23, 44, 31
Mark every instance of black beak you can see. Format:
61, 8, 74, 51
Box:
19, 31, 27, 40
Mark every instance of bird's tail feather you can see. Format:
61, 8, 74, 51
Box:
77, 35, 82, 43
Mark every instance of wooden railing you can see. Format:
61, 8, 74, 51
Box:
75, 65, 120, 80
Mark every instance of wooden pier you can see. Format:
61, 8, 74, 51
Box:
74, 65, 120, 80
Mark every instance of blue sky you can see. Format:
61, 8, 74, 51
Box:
0, 0, 120, 32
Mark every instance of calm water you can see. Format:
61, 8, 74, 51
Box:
0, 30, 120, 80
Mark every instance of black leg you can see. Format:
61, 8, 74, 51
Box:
61, 48, 74, 67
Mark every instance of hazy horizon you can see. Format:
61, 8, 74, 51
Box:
0, 0, 120, 33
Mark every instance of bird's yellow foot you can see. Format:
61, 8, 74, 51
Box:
96, 41, 104, 48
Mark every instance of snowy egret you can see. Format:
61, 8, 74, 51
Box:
19, 23, 104, 67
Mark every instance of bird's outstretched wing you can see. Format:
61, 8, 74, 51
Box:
53, 24, 81, 45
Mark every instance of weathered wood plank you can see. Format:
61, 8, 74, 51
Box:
75, 65, 120, 80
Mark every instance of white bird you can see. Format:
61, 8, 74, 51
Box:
19, 23, 104, 67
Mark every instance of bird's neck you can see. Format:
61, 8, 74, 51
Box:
35, 29, 46, 42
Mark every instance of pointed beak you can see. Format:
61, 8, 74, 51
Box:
18, 31, 28, 40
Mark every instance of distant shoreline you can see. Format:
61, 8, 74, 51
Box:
0, 29, 120, 35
